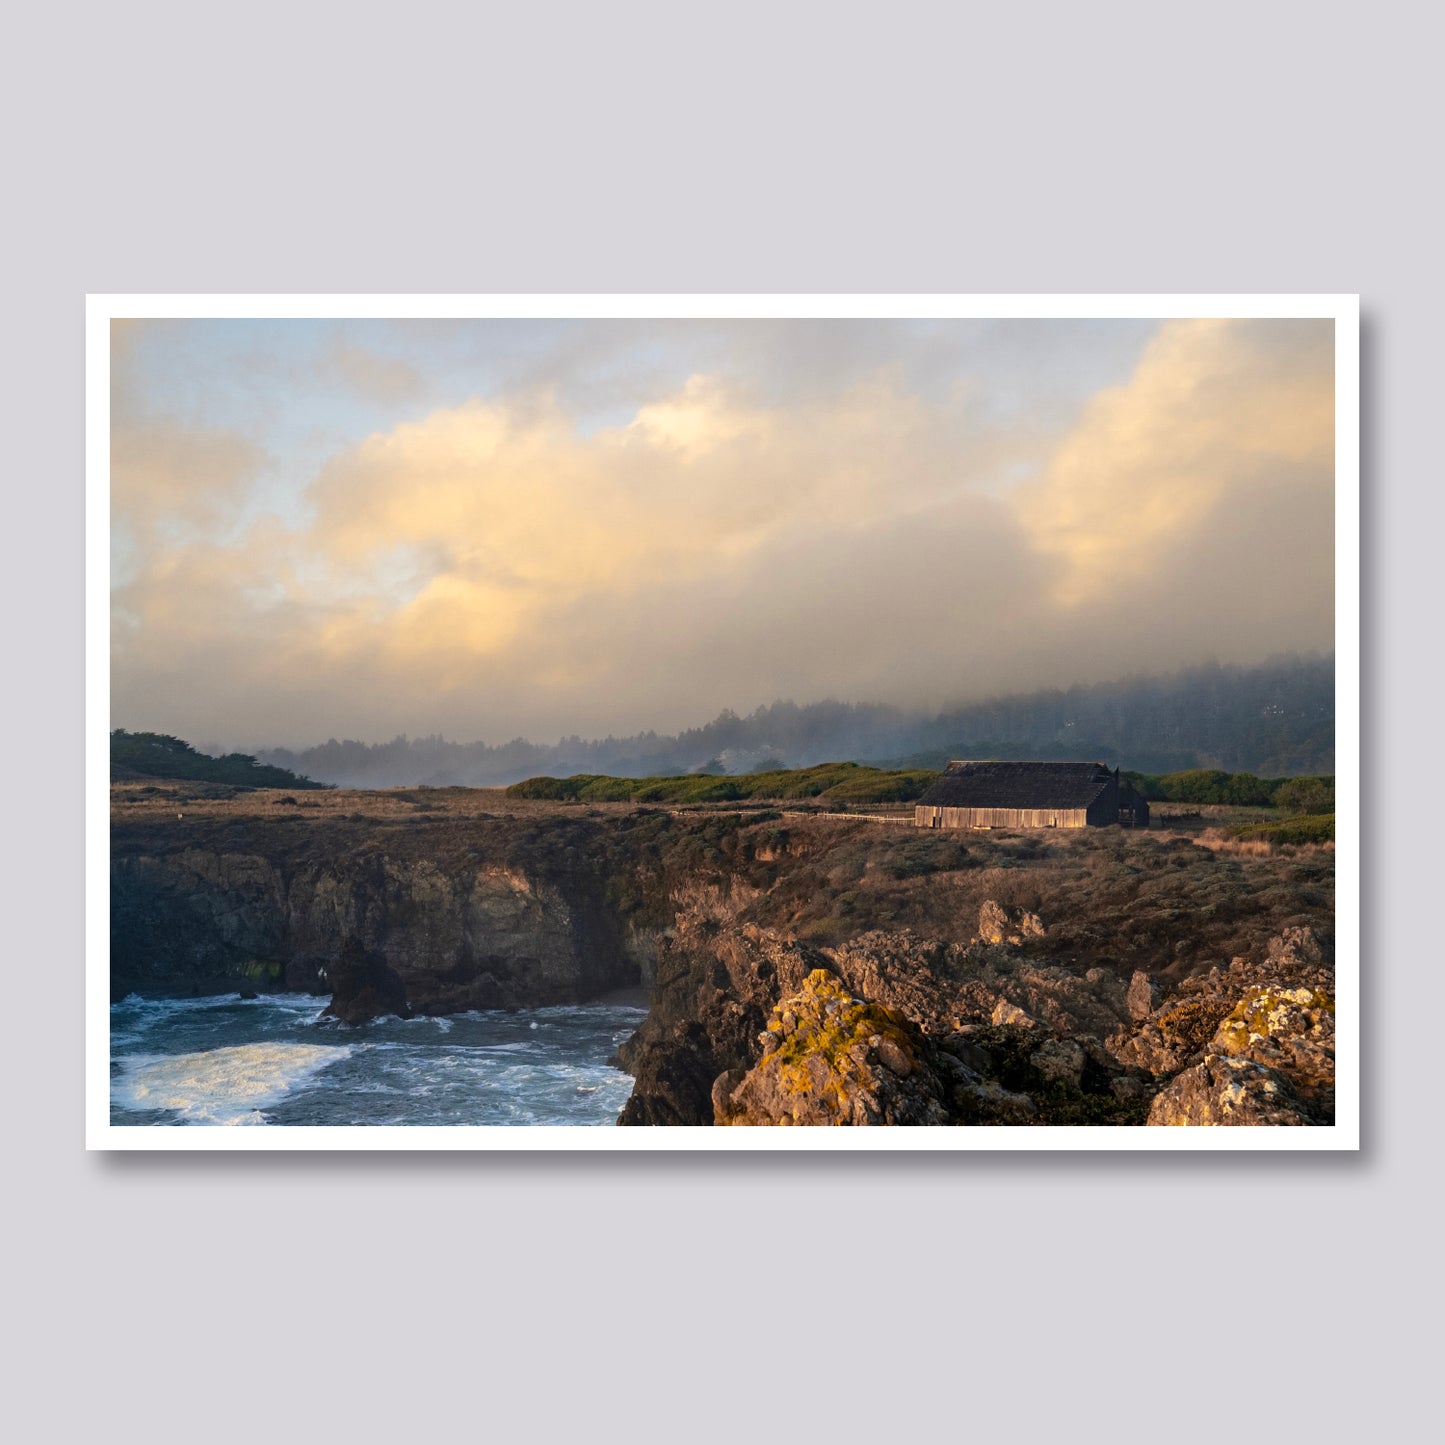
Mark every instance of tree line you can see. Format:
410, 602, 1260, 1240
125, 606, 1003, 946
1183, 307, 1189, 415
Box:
110, 731, 328, 790
251, 654, 1335, 788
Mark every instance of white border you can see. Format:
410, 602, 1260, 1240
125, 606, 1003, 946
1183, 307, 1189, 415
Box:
86, 295, 1359, 1151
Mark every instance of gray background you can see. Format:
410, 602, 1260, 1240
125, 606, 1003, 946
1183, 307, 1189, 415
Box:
5, 3, 1435, 1439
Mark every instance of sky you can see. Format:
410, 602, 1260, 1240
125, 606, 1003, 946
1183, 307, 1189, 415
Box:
110, 316, 1335, 750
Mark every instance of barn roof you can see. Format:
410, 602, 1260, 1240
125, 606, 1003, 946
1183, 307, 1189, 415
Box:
917, 760, 1116, 811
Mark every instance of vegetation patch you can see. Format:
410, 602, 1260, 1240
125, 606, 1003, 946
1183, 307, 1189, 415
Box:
507, 761, 937, 806
885, 836, 974, 879
1124, 768, 1334, 810
1229, 814, 1335, 846
112, 731, 329, 790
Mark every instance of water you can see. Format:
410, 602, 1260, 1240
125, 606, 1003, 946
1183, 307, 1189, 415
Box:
110, 992, 646, 1127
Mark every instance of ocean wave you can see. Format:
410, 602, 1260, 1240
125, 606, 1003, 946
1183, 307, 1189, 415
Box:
112, 1042, 354, 1126
111, 992, 329, 1025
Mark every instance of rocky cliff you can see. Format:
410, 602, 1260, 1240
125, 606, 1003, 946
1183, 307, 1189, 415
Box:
111, 782, 1336, 1126
110, 799, 648, 1012
622, 899, 1334, 1127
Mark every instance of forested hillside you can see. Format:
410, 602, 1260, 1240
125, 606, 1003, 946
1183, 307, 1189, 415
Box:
111, 731, 328, 789
249, 655, 1334, 789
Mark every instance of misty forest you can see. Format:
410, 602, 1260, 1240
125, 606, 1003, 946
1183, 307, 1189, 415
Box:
244, 654, 1333, 789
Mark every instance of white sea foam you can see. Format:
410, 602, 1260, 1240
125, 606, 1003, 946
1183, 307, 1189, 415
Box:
112, 1042, 353, 1125
398, 1015, 453, 1032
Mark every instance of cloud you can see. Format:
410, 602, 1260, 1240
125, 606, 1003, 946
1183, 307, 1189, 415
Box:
112, 420, 268, 539
109, 318, 1335, 746
1020, 318, 1333, 604
321, 341, 428, 406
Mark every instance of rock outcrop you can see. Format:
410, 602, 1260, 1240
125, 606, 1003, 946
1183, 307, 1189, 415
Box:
1147, 1056, 1307, 1126
620, 894, 1154, 1126
622, 900, 1334, 1128
1126, 970, 1156, 1021
714, 970, 952, 1126
977, 900, 1046, 946
1115, 926, 1335, 1126
617, 912, 818, 1125
323, 937, 411, 1024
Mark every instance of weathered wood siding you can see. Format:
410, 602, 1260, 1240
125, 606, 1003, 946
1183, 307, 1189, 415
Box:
913, 805, 1090, 829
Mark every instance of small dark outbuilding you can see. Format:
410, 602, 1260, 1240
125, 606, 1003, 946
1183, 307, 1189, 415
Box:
913, 760, 1150, 830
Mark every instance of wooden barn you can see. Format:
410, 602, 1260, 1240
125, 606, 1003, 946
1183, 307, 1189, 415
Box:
913, 760, 1150, 830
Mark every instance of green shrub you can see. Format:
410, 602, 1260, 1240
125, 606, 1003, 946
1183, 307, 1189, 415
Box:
1230, 813, 1335, 845
1274, 777, 1335, 814
1128, 767, 1333, 810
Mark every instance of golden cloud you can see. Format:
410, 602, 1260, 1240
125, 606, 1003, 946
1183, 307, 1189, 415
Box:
1019, 319, 1333, 604
109, 319, 1336, 744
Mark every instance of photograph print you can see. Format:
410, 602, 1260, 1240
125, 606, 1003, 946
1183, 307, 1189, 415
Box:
92, 299, 1355, 1145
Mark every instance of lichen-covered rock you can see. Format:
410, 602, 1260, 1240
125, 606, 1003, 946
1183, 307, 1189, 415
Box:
1212, 984, 1335, 1108
1107, 927, 1335, 1123
714, 969, 950, 1125
1147, 1055, 1309, 1126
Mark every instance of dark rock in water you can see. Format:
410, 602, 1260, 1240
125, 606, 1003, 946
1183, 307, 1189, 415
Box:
237, 986, 259, 1001
324, 937, 412, 1025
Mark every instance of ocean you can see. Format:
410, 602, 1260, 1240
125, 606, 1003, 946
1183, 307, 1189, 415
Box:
109, 992, 646, 1126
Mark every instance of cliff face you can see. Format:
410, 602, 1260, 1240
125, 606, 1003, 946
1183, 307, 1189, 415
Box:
110, 784, 1336, 1125
110, 804, 647, 1012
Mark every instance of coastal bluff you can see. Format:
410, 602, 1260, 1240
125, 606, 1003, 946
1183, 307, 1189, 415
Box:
111, 781, 1336, 1126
